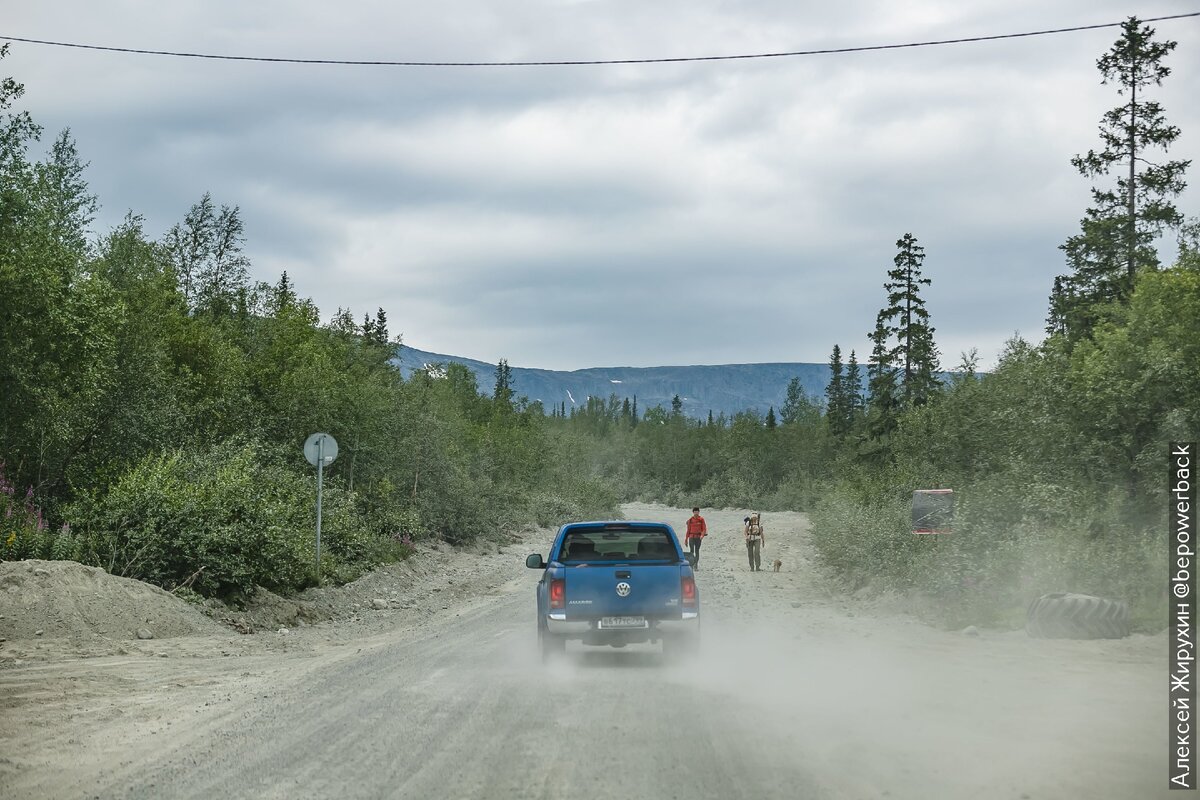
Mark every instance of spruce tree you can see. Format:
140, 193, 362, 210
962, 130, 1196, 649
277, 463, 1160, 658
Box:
845, 349, 863, 427
493, 359, 513, 407
1052, 17, 1189, 337
866, 315, 899, 440
825, 344, 849, 436
880, 233, 940, 406
272, 271, 295, 314
372, 308, 389, 346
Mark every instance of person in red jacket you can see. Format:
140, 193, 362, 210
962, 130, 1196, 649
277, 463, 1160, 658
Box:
684, 507, 707, 568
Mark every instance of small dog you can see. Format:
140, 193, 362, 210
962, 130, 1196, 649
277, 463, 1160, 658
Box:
772, 559, 782, 573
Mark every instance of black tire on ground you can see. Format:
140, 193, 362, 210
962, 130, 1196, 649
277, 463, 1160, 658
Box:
1025, 592, 1131, 639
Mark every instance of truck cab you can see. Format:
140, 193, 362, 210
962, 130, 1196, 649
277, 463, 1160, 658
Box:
526, 521, 700, 661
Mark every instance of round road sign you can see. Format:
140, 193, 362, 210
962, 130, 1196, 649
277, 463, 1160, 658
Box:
304, 433, 339, 467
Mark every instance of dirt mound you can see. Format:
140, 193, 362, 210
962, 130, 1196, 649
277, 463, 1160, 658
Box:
224, 539, 496, 632
0, 559, 226, 641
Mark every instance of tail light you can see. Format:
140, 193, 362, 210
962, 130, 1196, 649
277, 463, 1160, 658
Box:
549, 579, 566, 609
681, 575, 696, 606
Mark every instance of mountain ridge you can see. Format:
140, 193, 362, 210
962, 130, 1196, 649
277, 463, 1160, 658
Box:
393, 345, 835, 419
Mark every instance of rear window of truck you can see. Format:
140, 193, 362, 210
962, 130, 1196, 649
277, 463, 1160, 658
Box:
559, 527, 677, 562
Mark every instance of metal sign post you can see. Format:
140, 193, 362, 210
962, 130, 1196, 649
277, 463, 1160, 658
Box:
304, 433, 339, 580
317, 438, 324, 574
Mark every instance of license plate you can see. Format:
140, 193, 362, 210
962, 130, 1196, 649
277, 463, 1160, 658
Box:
600, 616, 647, 629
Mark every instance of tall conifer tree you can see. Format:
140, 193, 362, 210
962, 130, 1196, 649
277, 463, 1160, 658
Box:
1051, 17, 1189, 338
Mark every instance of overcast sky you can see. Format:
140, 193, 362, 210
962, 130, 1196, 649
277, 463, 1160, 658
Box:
5, 1, 1199, 370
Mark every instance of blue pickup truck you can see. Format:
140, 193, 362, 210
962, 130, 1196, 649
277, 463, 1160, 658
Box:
525, 520, 701, 661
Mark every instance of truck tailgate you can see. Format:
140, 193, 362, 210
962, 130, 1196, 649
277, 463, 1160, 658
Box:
563, 564, 683, 618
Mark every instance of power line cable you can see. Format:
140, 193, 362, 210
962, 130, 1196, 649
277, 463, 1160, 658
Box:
1, 12, 1198, 68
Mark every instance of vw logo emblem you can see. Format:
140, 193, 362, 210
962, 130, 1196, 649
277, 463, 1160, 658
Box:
615, 582, 631, 597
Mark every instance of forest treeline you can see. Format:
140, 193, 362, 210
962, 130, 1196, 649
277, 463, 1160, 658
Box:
0, 44, 615, 598
547, 18, 1200, 628
1, 19, 1197, 627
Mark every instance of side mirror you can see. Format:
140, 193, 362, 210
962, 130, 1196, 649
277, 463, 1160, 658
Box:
684, 553, 697, 567
525, 553, 546, 570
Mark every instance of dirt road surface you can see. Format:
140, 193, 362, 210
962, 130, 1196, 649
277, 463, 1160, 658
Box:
0, 504, 1169, 799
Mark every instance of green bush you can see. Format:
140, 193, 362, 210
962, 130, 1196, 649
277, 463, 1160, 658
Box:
66, 438, 436, 596
761, 468, 823, 512
530, 477, 620, 527
69, 438, 316, 598
923, 476, 1164, 629
807, 474, 916, 591
695, 472, 759, 510
808, 468, 1165, 630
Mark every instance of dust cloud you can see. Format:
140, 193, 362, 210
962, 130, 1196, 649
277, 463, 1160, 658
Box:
560, 503, 1167, 799
0, 503, 1169, 799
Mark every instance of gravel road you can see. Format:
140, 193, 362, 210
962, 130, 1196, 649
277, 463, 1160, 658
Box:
0, 504, 1170, 799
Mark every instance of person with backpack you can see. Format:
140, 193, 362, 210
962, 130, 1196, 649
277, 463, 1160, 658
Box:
744, 512, 765, 571
684, 507, 707, 568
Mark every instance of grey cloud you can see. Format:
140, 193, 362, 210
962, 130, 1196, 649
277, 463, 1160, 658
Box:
5, 0, 1198, 373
